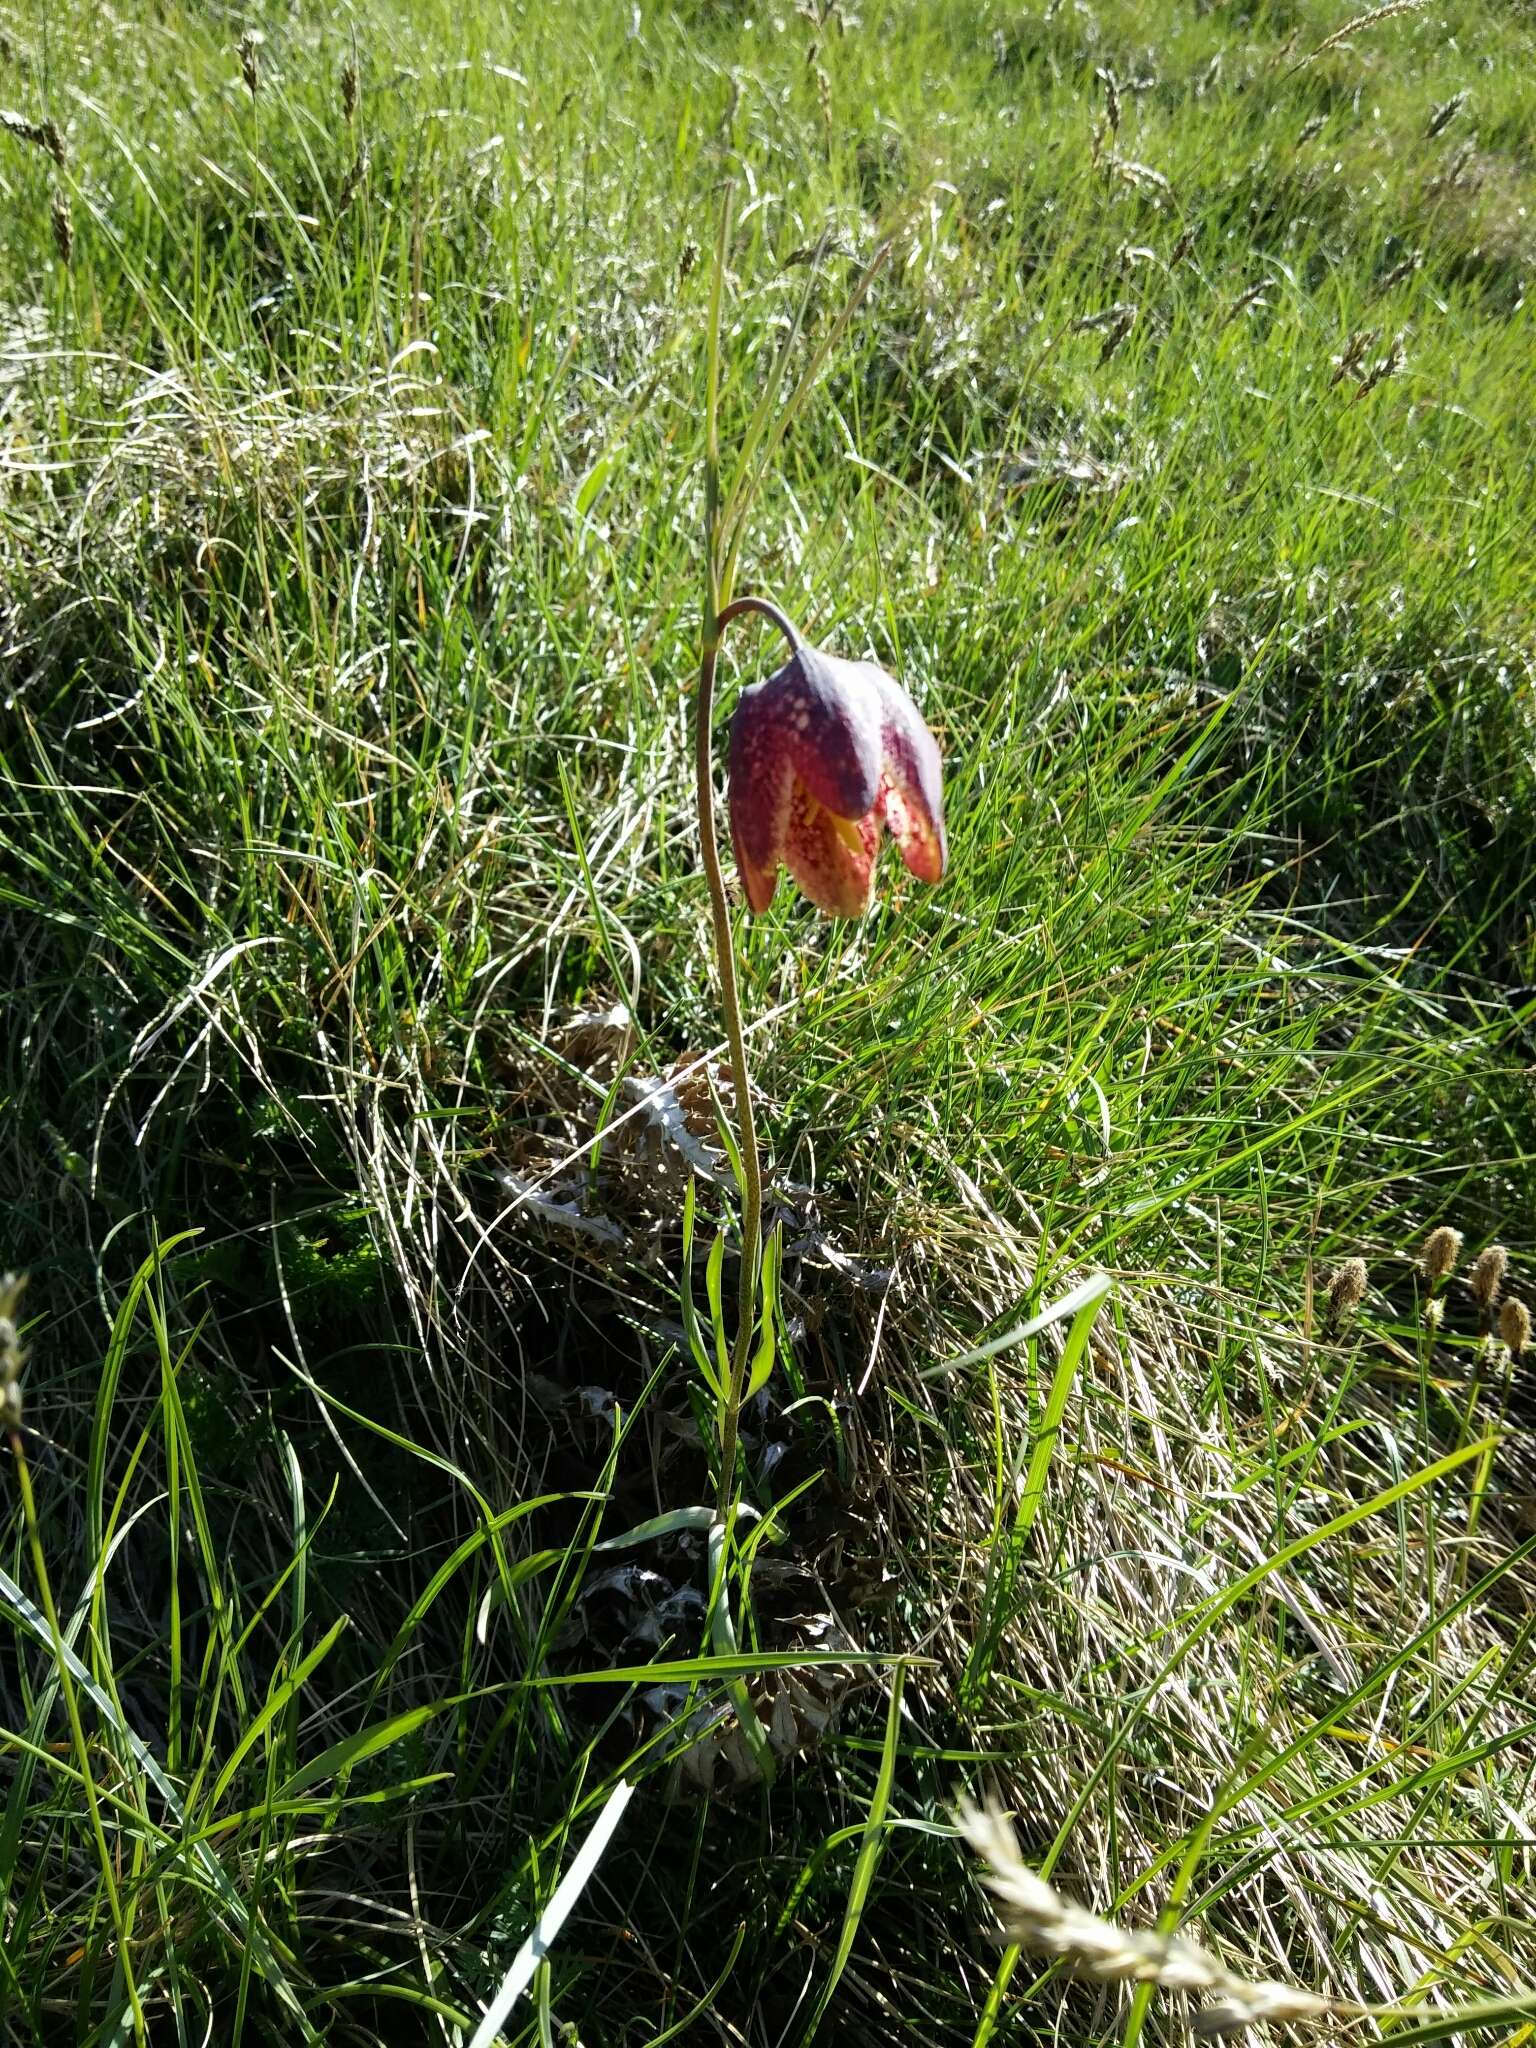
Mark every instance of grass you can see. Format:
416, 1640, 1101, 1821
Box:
2, 0, 1535, 2040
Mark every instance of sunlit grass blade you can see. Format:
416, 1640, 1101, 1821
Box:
466, 1778, 635, 2048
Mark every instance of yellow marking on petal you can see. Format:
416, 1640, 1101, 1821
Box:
828, 810, 866, 855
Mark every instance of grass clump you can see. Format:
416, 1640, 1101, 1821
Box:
2, 0, 1535, 2042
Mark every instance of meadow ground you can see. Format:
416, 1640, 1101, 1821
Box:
2, 0, 1536, 2041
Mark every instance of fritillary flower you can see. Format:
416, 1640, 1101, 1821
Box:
726, 642, 946, 917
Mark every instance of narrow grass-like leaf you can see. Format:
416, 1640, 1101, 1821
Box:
680, 1177, 724, 1398
204, 1618, 349, 1817
0, 1562, 315, 2038
467, 1778, 635, 2048
277, 1702, 446, 1800
744, 1223, 783, 1401
797, 1663, 907, 2046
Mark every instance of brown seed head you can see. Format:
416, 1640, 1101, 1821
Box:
1098, 65, 1122, 138
1098, 306, 1137, 364
1470, 1243, 1507, 1313
1421, 1224, 1462, 1285
1, 111, 66, 166
1427, 88, 1468, 138
1499, 1297, 1530, 1361
341, 57, 359, 121
1331, 326, 1377, 385
238, 28, 263, 96
50, 186, 72, 264
1327, 1257, 1368, 1322
1356, 333, 1407, 398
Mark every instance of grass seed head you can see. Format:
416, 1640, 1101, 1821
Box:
1098, 306, 1137, 364
1427, 88, 1469, 137
1098, 65, 1122, 139
1090, 72, 1123, 168
1305, 0, 1430, 63
1332, 326, 1377, 385
341, 56, 359, 121
1356, 332, 1408, 396
1375, 253, 1421, 295
1223, 279, 1269, 328
336, 143, 369, 214
1422, 1224, 1462, 1285
955, 1797, 1340, 2036
1471, 1243, 1508, 1313
1433, 136, 1480, 192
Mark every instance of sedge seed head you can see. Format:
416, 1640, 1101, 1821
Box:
1327, 1257, 1368, 1321
1470, 1243, 1508, 1313
1499, 1297, 1530, 1361
1421, 1224, 1462, 1285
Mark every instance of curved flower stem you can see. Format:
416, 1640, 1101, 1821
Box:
716, 593, 801, 658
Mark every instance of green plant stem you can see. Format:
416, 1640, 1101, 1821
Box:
696, 592, 802, 1529
8, 1430, 147, 2044
695, 632, 760, 1524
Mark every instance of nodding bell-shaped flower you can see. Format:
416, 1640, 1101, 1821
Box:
727, 643, 946, 917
